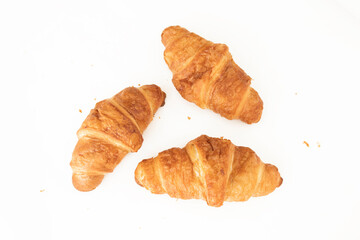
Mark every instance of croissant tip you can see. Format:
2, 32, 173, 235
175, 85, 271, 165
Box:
278, 177, 283, 187
72, 173, 104, 192
161, 26, 186, 46
134, 175, 144, 187
134, 164, 144, 187
72, 181, 96, 192
162, 25, 181, 33
206, 201, 223, 207
160, 91, 166, 107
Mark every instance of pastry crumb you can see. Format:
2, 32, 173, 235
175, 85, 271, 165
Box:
187, 116, 191, 120
295, 92, 298, 95
40, 189, 45, 192
317, 142, 320, 148
303, 141, 309, 147
94, 98, 96, 101
79, 109, 82, 113
90, 64, 94, 67
138, 84, 141, 86
158, 116, 160, 119
220, 136, 224, 139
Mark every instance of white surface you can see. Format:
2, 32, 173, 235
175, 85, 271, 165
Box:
1, 0, 360, 239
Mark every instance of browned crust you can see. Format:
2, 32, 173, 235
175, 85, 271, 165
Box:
135, 135, 282, 207
78, 99, 143, 152
71, 85, 166, 192
162, 26, 263, 124
111, 87, 152, 133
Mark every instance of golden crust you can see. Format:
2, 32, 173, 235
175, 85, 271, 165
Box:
135, 135, 282, 207
79, 100, 143, 152
71, 137, 127, 192
71, 85, 166, 191
111, 87, 152, 133
162, 26, 263, 124
138, 84, 167, 114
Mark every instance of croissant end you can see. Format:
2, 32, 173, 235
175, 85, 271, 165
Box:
72, 173, 104, 192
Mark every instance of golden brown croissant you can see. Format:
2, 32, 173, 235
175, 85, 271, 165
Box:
135, 135, 282, 207
70, 84, 166, 191
162, 26, 263, 124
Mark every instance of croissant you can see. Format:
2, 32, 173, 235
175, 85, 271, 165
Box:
135, 135, 282, 207
162, 26, 263, 124
70, 84, 166, 191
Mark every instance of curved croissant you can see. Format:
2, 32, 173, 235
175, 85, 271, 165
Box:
135, 135, 282, 207
70, 85, 166, 191
162, 26, 263, 124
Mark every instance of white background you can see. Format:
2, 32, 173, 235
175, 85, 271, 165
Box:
1, 0, 360, 239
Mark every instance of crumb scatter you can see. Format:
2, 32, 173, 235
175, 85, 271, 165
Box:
40, 189, 45, 192
79, 109, 82, 113
303, 141, 309, 147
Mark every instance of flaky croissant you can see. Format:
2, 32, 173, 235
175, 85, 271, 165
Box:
70, 85, 166, 191
162, 26, 263, 124
135, 135, 282, 207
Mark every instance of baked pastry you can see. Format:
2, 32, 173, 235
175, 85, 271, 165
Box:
135, 135, 282, 207
162, 26, 263, 124
70, 85, 166, 191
